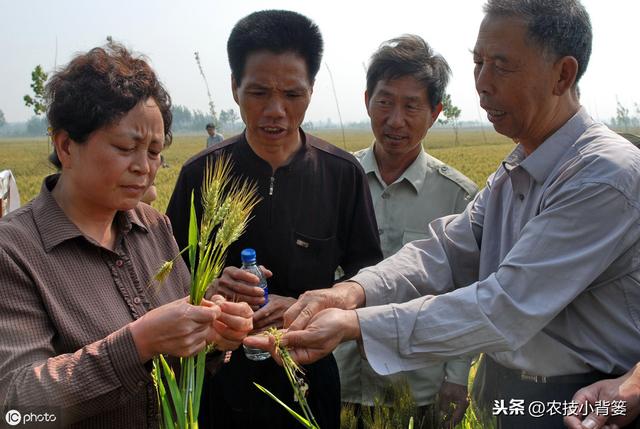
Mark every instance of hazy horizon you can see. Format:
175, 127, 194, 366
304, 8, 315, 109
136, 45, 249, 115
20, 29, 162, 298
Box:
2, 0, 638, 126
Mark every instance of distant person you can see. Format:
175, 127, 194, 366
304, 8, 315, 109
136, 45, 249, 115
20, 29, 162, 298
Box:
247, 1, 640, 428
206, 122, 224, 147
0, 43, 253, 428
166, 9, 382, 429
334, 34, 477, 428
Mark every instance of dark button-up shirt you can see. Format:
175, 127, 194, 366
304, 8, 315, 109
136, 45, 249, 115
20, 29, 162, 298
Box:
0, 175, 190, 428
167, 131, 382, 296
166, 131, 382, 428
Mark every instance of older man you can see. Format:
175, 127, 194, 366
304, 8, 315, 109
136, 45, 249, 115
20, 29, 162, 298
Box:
246, 1, 640, 428
334, 35, 477, 428
166, 9, 382, 429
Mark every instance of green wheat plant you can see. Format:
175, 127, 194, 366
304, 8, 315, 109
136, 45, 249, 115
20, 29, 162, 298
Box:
254, 327, 321, 429
151, 154, 260, 429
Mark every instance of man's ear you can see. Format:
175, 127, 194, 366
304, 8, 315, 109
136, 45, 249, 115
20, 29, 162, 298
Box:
364, 90, 371, 117
432, 102, 443, 122
52, 130, 73, 169
231, 75, 239, 104
553, 56, 578, 96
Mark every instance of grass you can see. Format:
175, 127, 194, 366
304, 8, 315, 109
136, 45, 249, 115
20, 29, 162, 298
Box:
0, 128, 514, 213
0, 129, 509, 428
338, 358, 496, 429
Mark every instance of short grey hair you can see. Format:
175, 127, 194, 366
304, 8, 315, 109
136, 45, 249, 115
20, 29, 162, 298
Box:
483, 0, 592, 83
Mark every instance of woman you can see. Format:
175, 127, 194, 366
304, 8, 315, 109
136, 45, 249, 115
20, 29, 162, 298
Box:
0, 44, 252, 427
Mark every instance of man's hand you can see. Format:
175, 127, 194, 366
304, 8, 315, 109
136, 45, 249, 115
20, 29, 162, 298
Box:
252, 294, 297, 330
211, 266, 272, 309
244, 308, 362, 365
564, 363, 640, 429
283, 281, 366, 331
437, 381, 469, 428
204, 295, 253, 351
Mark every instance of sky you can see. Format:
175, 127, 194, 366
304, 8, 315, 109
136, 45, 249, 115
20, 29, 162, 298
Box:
1, 0, 639, 125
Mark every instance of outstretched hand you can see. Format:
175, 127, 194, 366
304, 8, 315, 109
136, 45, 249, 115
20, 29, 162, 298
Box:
244, 308, 362, 366
283, 281, 366, 331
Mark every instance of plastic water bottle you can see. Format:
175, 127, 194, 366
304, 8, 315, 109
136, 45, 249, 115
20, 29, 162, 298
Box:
240, 248, 271, 361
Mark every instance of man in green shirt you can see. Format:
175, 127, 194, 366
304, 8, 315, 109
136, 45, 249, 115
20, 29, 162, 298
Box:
333, 35, 478, 428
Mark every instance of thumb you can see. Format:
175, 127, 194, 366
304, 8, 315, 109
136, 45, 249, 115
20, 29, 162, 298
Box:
581, 412, 608, 429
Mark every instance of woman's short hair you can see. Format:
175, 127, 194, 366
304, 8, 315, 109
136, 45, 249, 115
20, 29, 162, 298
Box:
46, 43, 172, 168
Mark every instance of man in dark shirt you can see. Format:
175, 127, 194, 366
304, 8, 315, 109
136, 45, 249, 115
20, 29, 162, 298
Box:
166, 10, 382, 429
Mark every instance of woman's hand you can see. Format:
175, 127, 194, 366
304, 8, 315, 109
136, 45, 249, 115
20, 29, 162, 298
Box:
205, 295, 254, 351
129, 297, 220, 362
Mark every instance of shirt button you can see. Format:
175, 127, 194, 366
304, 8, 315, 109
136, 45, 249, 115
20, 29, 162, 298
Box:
518, 193, 525, 201
137, 380, 145, 388
133, 296, 142, 305
115, 259, 124, 267
381, 193, 389, 199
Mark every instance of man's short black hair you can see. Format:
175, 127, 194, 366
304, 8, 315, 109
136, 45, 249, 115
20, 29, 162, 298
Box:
227, 10, 323, 85
206, 123, 215, 129
366, 35, 451, 110
483, 0, 592, 83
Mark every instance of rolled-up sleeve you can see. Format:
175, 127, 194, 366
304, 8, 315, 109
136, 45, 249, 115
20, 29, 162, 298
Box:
354, 181, 640, 376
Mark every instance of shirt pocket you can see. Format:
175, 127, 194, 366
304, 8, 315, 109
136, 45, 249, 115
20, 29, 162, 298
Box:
289, 231, 339, 292
401, 229, 429, 246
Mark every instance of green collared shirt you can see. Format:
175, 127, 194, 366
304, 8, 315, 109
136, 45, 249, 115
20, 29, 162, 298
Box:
354, 145, 477, 258
334, 145, 477, 406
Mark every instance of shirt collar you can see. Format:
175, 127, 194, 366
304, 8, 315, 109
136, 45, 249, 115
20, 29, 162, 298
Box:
33, 174, 147, 253
362, 144, 429, 194
503, 107, 594, 183
238, 129, 310, 174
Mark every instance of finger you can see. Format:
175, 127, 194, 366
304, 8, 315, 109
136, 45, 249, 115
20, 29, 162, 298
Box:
564, 415, 584, 429
243, 333, 272, 350
202, 295, 226, 307
581, 413, 608, 429
217, 287, 265, 307
220, 301, 253, 318
285, 301, 325, 331
253, 314, 282, 330
450, 399, 469, 426
209, 322, 245, 348
287, 346, 320, 366
187, 304, 219, 323
222, 266, 262, 285
258, 265, 273, 279
216, 311, 253, 334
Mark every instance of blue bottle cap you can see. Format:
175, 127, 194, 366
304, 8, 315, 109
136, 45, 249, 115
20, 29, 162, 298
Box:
240, 248, 257, 263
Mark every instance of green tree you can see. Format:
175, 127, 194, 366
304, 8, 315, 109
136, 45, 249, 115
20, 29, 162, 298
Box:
219, 108, 240, 131
23, 65, 48, 116
615, 100, 631, 132
438, 93, 462, 144
0, 109, 6, 127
